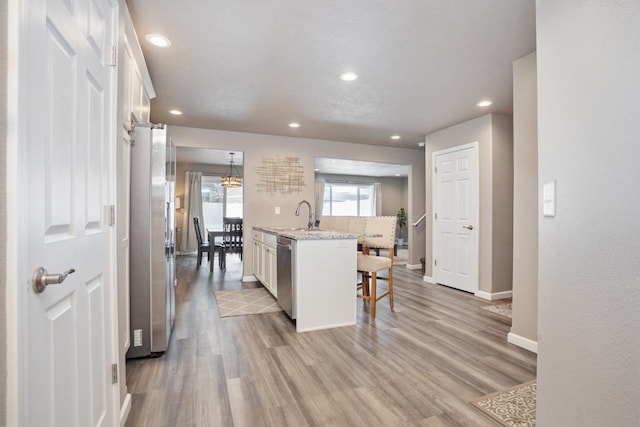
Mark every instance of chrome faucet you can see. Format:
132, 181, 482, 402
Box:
295, 200, 314, 230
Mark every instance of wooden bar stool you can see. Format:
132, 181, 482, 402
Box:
357, 216, 397, 320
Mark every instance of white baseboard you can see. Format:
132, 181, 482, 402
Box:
422, 275, 435, 284
242, 275, 258, 282
120, 393, 132, 426
507, 332, 538, 354
475, 290, 513, 300
405, 263, 422, 270
297, 321, 356, 333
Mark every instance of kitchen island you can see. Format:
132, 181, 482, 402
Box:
253, 226, 359, 332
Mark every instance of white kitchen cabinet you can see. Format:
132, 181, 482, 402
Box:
120, 5, 154, 131
141, 89, 151, 123
130, 64, 143, 124
122, 38, 152, 128
252, 238, 263, 282
264, 244, 277, 295
121, 40, 134, 129
293, 238, 357, 332
131, 66, 152, 124
253, 226, 359, 332
252, 230, 277, 297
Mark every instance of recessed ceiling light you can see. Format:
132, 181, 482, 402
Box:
314, 168, 320, 172
145, 34, 171, 47
418, 142, 425, 147
390, 135, 401, 140
395, 173, 401, 177
168, 109, 183, 115
340, 72, 359, 81
289, 122, 300, 128
477, 100, 492, 107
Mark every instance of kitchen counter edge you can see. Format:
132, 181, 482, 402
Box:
253, 226, 360, 241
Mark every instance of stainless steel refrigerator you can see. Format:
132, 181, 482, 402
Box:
127, 123, 176, 359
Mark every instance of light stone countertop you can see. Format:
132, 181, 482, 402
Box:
253, 226, 361, 240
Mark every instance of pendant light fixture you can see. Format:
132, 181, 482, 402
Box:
221, 152, 242, 188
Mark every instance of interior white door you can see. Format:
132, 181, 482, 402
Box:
433, 145, 478, 293
20, 0, 117, 425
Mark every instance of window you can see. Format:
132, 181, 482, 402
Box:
323, 183, 375, 216
201, 176, 243, 230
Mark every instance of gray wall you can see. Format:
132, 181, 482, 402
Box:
1, 0, 7, 422
175, 159, 243, 252
511, 52, 538, 345
168, 126, 426, 273
175, 165, 409, 252
317, 173, 409, 239
425, 115, 486, 281
424, 114, 514, 294
537, 1, 640, 425
491, 115, 514, 294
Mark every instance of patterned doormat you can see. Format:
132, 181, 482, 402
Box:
481, 302, 513, 319
214, 288, 282, 317
470, 380, 537, 427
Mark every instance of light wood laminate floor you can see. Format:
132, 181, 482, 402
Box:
125, 255, 536, 427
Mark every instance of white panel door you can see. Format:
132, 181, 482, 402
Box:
433, 145, 478, 293
19, 0, 117, 425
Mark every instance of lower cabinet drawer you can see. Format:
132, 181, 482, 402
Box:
263, 233, 277, 248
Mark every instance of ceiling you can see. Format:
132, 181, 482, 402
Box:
127, 1, 536, 150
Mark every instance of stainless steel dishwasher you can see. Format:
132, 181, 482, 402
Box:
276, 236, 295, 318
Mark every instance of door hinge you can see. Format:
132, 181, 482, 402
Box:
435, 166, 438, 173
434, 212, 438, 220
110, 45, 117, 67
111, 363, 118, 384
109, 205, 115, 226
434, 259, 437, 266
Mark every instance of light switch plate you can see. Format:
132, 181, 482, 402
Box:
543, 180, 556, 217
275, 206, 280, 214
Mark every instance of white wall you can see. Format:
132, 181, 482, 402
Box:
168, 126, 426, 276
537, 1, 640, 425
424, 114, 513, 294
510, 52, 538, 347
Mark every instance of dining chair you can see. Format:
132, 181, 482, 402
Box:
220, 217, 243, 270
357, 216, 397, 320
193, 217, 210, 269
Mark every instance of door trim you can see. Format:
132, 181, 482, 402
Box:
431, 142, 479, 291
106, 2, 122, 423
6, 0, 30, 421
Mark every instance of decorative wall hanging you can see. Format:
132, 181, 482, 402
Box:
255, 156, 306, 195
